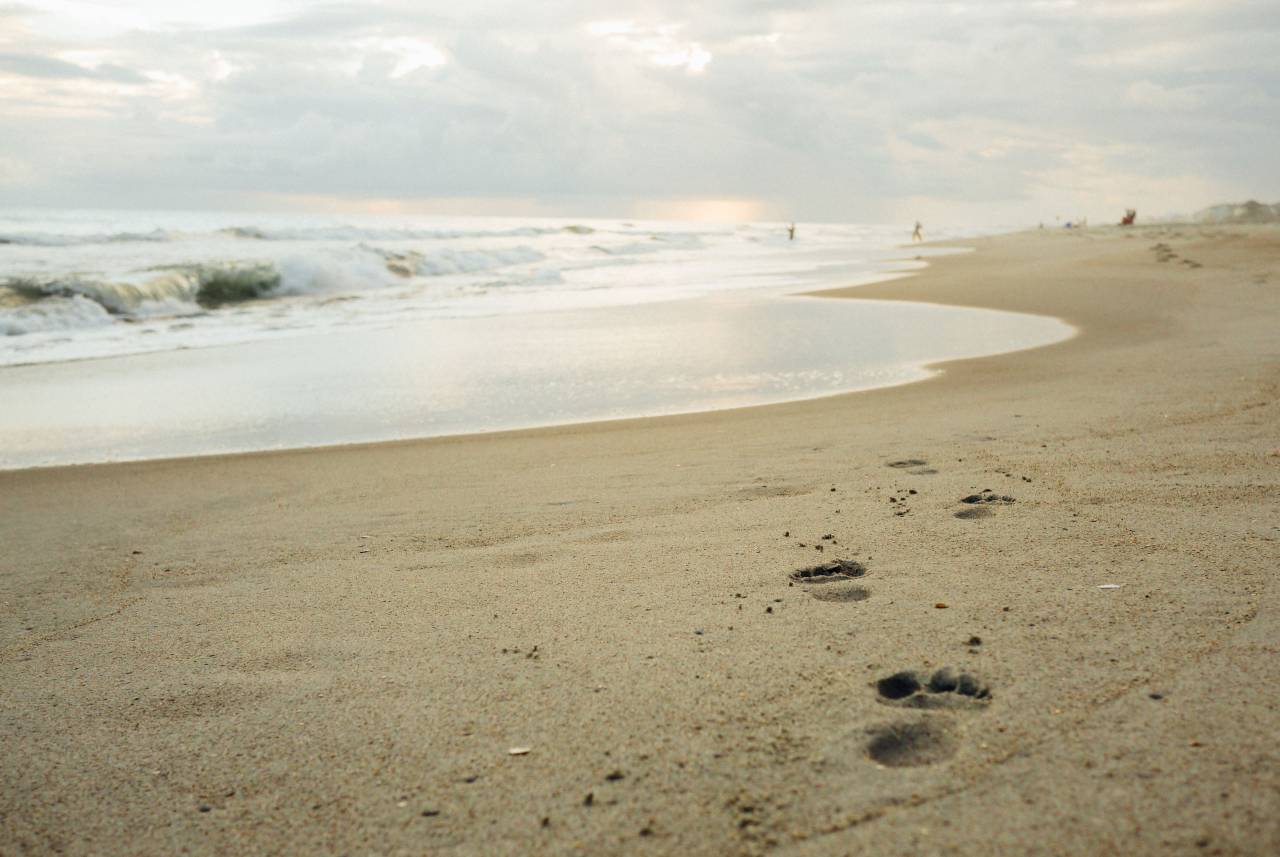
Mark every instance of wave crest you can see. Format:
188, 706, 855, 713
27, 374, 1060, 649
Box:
0, 241, 549, 336
375, 245, 545, 277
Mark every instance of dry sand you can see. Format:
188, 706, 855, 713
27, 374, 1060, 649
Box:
2, 224, 1278, 856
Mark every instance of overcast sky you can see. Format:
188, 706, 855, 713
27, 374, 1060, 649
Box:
1, 0, 1276, 224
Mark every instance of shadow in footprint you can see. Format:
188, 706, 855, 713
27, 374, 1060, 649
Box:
808, 584, 870, 602
875, 668, 990, 710
887, 459, 938, 475
954, 507, 992, 520
790, 559, 868, 603
866, 719, 958, 767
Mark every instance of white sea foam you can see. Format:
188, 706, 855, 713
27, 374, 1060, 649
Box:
0, 295, 114, 336
274, 248, 398, 296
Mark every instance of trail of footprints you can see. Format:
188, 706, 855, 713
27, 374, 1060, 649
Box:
1151, 241, 1202, 269
779, 457, 999, 768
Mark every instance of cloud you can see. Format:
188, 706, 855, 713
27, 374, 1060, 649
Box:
1125, 80, 1207, 111
586, 20, 713, 73
0, 50, 146, 82
0, 0, 1276, 223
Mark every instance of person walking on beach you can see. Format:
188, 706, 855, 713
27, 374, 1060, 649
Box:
787, 222, 796, 241
911, 221, 923, 242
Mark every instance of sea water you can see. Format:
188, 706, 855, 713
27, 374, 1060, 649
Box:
0, 211, 1071, 468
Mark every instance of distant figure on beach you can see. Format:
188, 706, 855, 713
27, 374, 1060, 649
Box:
787, 222, 796, 241
911, 221, 923, 242
1120, 208, 1137, 226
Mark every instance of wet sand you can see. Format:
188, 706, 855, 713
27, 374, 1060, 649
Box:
2, 224, 1278, 855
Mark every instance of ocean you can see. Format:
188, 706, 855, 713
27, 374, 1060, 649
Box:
0, 210, 1072, 468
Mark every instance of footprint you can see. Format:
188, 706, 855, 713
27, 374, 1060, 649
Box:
959, 490, 1013, 505
790, 559, 869, 602
887, 458, 938, 475
874, 668, 991, 710
954, 507, 992, 520
790, 559, 865, 583
865, 719, 958, 767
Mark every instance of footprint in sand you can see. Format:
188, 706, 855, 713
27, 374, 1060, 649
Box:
864, 669, 992, 767
886, 458, 939, 476
954, 490, 1013, 519
789, 559, 869, 602
874, 667, 991, 710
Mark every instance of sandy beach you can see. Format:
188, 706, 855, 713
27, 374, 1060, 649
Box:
2, 224, 1277, 855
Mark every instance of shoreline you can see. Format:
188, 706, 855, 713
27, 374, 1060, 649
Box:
2, 223, 1277, 855
0, 240, 1073, 473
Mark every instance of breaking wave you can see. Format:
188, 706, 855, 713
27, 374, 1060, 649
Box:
1, 244, 546, 335
373, 245, 545, 277
0, 294, 115, 336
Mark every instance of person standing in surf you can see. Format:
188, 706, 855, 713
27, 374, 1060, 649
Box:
912, 221, 923, 242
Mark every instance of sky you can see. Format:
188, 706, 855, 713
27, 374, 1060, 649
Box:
0, 0, 1276, 225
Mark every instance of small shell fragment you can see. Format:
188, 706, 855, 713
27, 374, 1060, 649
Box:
508, 747, 531, 756
1097, 584, 1122, 590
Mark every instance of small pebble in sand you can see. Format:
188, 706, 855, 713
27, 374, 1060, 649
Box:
935, 603, 949, 609
509, 747, 531, 756
968, 636, 982, 646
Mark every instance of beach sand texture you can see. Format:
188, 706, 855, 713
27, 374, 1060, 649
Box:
2, 225, 1278, 855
